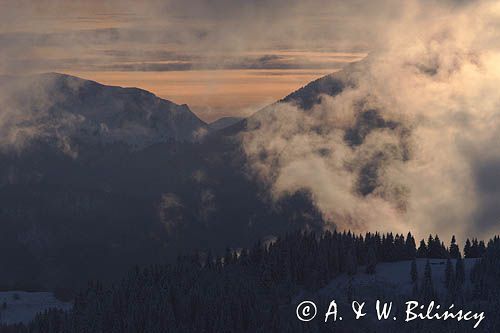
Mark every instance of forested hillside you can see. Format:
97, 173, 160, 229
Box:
2, 230, 498, 332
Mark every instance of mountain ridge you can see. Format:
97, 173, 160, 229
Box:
0, 66, 358, 292
0, 72, 208, 150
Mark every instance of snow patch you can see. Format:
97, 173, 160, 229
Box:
0, 291, 71, 325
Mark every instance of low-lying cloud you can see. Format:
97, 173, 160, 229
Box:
242, 0, 500, 241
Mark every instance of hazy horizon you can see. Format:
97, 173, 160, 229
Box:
65, 67, 347, 123
0, 0, 373, 121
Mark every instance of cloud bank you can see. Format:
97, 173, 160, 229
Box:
242, 0, 500, 241
0, 0, 412, 74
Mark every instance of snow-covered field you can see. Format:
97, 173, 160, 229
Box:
0, 260, 479, 326
289, 258, 482, 329
319, 258, 478, 299
294, 258, 479, 307
0, 291, 72, 325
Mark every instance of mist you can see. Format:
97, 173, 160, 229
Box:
0, 0, 425, 74
242, 0, 500, 242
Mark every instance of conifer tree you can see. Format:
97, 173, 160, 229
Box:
345, 246, 357, 276
410, 258, 418, 283
346, 276, 354, 302
455, 253, 465, 287
405, 232, 417, 259
478, 240, 486, 257
416, 240, 428, 258
420, 260, 436, 303
366, 244, 377, 274
464, 239, 472, 258
444, 258, 454, 289
2, 230, 496, 332
449, 235, 460, 259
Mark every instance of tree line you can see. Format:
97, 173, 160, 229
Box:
0, 231, 497, 332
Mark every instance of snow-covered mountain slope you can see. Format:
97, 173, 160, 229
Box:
291, 258, 481, 330
0, 73, 208, 150
316, 258, 478, 300
0, 291, 71, 325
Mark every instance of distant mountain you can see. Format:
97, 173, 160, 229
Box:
218, 60, 366, 137
208, 116, 243, 132
0, 66, 365, 294
0, 72, 329, 293
218, 71, 354, 137
0, 73, 207, 150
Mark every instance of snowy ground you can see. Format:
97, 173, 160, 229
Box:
0, 260, 480, 326
294, 258, 480, 315
316, 258, 478, 300
0, 291, 72, 325
289, 258, 482, 330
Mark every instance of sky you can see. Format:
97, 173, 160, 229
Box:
0, 0, 376, 121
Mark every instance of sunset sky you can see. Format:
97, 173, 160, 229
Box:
0, 0, 469, 121
0, 0, 378, 121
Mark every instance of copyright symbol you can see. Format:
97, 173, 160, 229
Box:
296, 300, 317, 321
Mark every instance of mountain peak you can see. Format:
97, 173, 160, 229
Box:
0, 73, 208, 150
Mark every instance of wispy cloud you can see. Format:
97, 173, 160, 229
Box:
0, 0, 381, 74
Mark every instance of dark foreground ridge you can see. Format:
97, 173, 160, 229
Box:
1, 230, 498, 332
